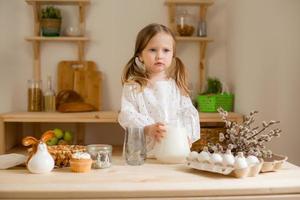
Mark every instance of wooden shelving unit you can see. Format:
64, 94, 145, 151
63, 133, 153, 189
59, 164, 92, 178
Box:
0, 111, 119, 154
25, 0, 90, 81
0, 111, 243, 154
0, 0, 243, 155
0, 0, 95, 153
165, 0, 214, 91
165, 0, 245, 151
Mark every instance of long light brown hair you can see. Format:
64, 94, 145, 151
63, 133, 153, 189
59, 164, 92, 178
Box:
121, 23, 190, 96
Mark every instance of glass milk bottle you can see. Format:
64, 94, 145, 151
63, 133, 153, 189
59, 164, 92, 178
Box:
44, 76, 56, 112
155, 117, 190, 164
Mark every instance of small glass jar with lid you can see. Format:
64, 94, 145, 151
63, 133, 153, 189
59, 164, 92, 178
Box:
176, 9, 196, 36
87, 144, 112, 169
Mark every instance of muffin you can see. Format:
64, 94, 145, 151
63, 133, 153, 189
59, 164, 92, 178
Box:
70, 152, 92, 173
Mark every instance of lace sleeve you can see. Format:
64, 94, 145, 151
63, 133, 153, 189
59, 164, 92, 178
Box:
180, 95, 201, 143
118, 83, 154, 129
118, 84, 156, 154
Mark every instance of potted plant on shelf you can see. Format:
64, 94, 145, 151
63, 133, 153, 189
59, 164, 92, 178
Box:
197, 77, 234, 112
40, 6, 62, 36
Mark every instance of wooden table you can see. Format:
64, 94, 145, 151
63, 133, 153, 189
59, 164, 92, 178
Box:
0, 155, 299, 200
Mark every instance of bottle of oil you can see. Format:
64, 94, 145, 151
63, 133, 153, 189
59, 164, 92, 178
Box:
44, 76, 56, 112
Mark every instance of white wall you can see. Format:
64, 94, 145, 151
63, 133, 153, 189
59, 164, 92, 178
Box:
226, 0, 300, 165
0, 0, 299, 165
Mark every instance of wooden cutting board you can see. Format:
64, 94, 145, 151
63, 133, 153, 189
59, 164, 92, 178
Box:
57, 61, 102, 110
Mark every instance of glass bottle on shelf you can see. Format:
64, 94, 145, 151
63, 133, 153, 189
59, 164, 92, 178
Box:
44, 76, 56, 112
197, 20, 207, 37
176, 9, 196, 36
27, 80, 43, 112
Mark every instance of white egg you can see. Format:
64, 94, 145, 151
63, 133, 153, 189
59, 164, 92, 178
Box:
223, 153, 235, 166
246, 155, 260, 165
197, 150, 210, 162
234, 152, 248, 169
189, 151, 199, 161
210, 153, 223, 164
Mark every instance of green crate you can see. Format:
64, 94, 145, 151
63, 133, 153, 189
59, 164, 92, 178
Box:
197, 93, 234, 112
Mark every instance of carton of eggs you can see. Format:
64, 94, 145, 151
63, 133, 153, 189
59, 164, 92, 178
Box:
186, 150, 263, 178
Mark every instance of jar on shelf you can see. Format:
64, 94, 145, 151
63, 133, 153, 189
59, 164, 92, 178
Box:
197, 20, 207, 37
176, 9, 196, 36
27, 80, 43, 112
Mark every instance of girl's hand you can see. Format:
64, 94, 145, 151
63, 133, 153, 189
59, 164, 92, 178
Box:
144, 122, 166, 142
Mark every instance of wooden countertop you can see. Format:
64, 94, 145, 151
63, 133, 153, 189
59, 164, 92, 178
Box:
0, 155, 300, 199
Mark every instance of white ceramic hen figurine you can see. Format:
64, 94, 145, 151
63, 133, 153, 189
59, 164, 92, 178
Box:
22, 131, 55, 174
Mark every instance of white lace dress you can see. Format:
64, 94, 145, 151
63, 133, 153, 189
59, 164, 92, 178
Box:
118, 79, 200, 157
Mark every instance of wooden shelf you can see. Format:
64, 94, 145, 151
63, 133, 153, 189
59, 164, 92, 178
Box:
26, 0, 90, 5
200, 112, 243, 123
165, 0, 214, 6
7, 144, 123, 155
1, 111, 118, 123
0, 111, 242, 154
26, 36, 89, 42
176, 36, 213, 42
0, 111, 242, 123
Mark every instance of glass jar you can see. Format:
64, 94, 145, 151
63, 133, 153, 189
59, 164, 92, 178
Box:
176, 9, 196, 36
27, 80, 43, 112
197, 20, 207, 37
124, 127, 146, 166
87, 144, 112, 169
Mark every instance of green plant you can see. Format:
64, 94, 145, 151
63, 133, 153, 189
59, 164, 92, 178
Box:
41, 6, 61, 19
202, 77, 222, 94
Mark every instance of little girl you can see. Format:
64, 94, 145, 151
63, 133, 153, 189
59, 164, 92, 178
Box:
118, 23, 200, 157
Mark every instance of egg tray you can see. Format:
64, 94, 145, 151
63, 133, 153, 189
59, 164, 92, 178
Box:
260, 154, 288, 172
186, 158, 263, 178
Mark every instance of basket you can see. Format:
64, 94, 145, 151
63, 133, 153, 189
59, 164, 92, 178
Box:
191, 127, 225, 152
47, 145, 86, 167
197, 93, 234, 112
